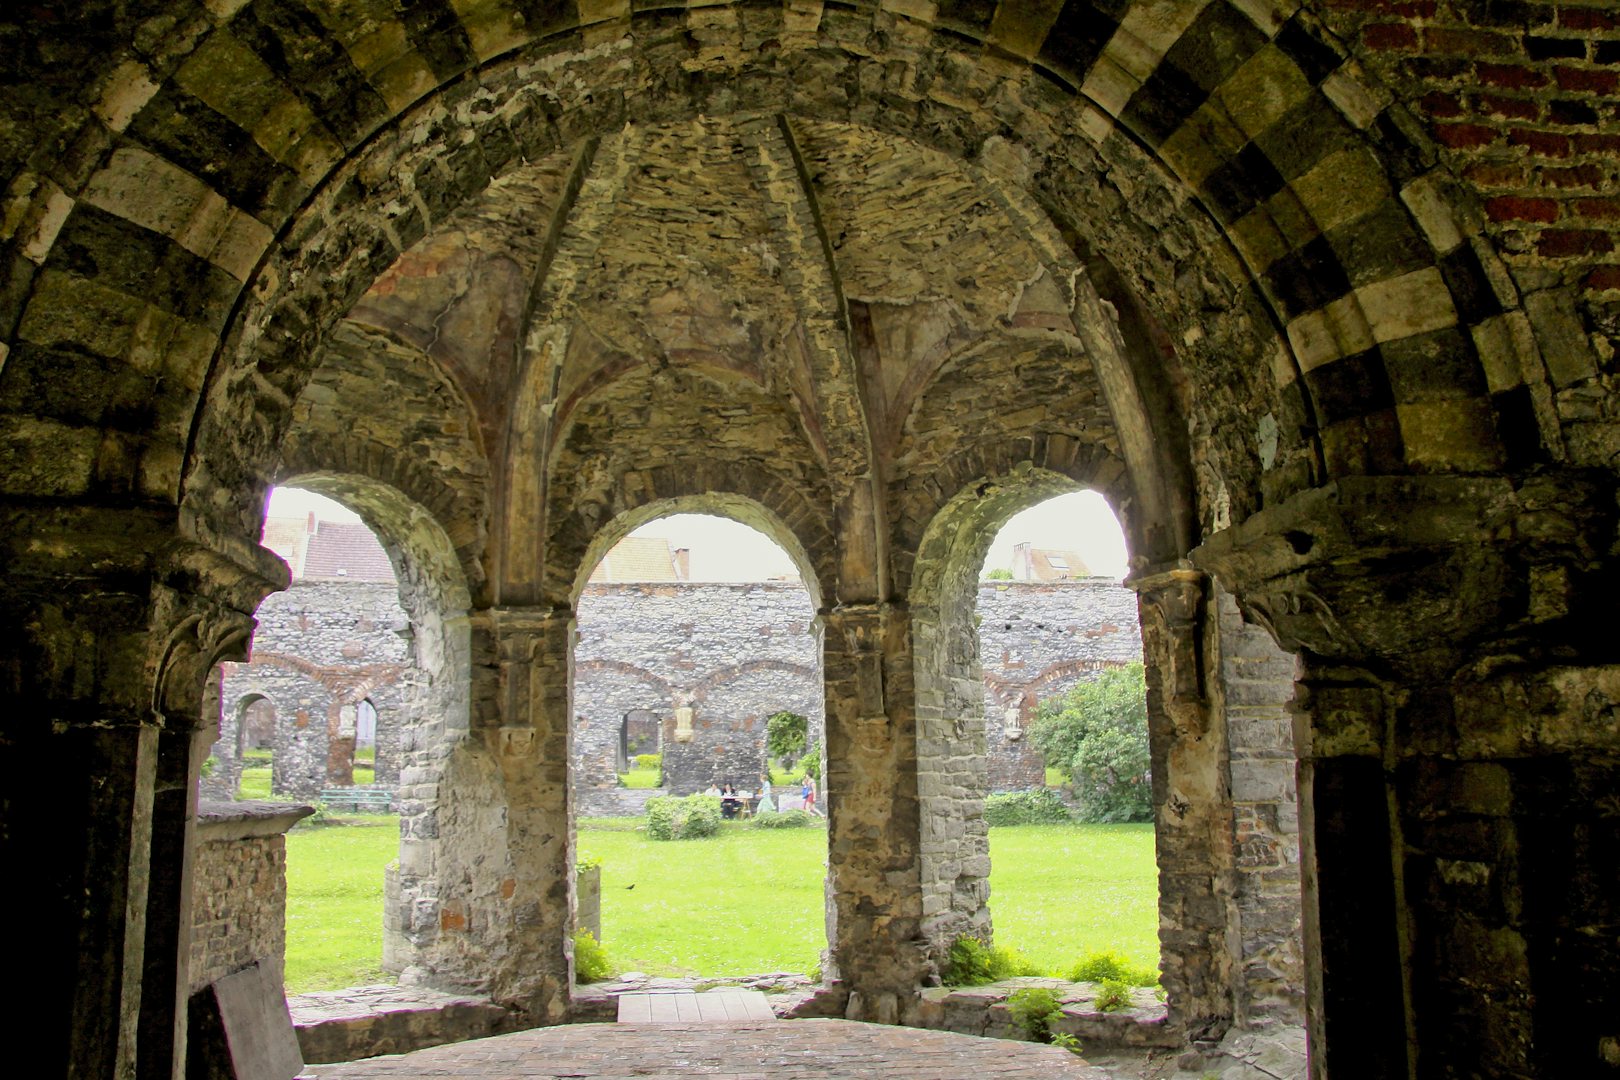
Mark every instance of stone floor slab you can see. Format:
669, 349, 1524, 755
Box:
302, 1018, 1117, 1079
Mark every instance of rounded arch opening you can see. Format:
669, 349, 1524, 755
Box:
570, 500, 830, 984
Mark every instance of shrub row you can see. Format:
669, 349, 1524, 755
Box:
983, 787, 1072, 826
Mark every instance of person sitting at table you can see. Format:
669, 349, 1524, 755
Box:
755, 774, 775, 814
719, 781, 742, 819
704, 782, 722, 798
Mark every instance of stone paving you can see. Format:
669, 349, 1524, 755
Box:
301, 1019, 1117, 1079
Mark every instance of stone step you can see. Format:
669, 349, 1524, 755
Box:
616, 989, 776, 1024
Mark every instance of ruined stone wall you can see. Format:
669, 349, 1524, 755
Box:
976, 581, 1144, 791
573, 583, 822, 796
189, 802, 312, 994
213, 581, 408, 799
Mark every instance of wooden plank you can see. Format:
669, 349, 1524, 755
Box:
740, 992, 777, 1022
616, 994, 653, 1023
646, 993, 686, 1023
694, 994, 729, 1023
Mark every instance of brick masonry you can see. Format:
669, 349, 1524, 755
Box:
189, 800, 313, 994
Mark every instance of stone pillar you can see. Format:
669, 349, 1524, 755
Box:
1132, 563, 1239, 1043
1193, 473, 1620, 1079
822, 602, 927, 1023
0, 520, 280, 1080
482, 606, 574, 1023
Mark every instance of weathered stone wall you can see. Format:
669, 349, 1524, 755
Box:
189, 802, 313, 994
976, 581, 1144, 791
212, 581, 409, 799
1214, 588, 1305, 1026
573, 583, 823, 796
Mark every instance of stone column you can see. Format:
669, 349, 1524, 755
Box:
0, 519, 279, 1080
140, 547, 284, 1080
1194, 473, 1620, 1079
480, 606, 574, 1023
821, 602, 927, 1024
1131, 563, 1239, 1043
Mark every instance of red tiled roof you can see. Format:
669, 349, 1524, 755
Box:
300, 521, 396, 583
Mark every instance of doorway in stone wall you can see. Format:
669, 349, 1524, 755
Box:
573, 507, 830, 983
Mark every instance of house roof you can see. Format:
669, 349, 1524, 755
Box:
588, 536, 683, 582
1014, 544, 1093, 582
299, 521, 397, 583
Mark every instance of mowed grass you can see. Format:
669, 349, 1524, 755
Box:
282, 818, 1159, 990
284, 815, 396, 992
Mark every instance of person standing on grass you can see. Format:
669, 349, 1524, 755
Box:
802, 774, 819, 816
756, 774, 775, 814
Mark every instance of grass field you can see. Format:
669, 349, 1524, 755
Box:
281, 816, 1159, 992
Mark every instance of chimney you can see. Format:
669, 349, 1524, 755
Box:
674, 547, 691, 581
1012, 541, 1031, 581
306, 511, 316, 534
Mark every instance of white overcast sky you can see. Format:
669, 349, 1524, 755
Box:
268, 487, 1129, 581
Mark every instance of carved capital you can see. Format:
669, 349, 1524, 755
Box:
1191, 472, 1619, 676
1129, 561, 1209, 737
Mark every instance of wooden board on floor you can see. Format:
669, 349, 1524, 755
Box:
616, 990, 775, 1025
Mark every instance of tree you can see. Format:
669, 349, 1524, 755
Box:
765, 711, 808, 769
983, 568, 1014, 580
1029, 662, 1152, 822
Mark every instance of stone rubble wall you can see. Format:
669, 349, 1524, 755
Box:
211, 581, 410, 799
189, 801, 313, 994
975, 581, 1146, 790
573, 583, 824, 796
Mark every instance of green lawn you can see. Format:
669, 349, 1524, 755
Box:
284, 815, 396, 991
281, 817, 1160, 991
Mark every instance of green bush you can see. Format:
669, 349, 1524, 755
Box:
645, 794, 722, 840
942, 935, 1046, 986
1031, 663, 1152, 822
1006, 986, 1065, 1044
1067, 949, 1158, 987
754, 809, 814, 829
797, 738, 822, 781
983, 567, 1015, 580
1094, 978, 1133, 1012
574, 929, 613, 983
984, 788, 1073, 826
633, 753, 662, 771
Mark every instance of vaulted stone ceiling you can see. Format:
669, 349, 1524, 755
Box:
293, 114, 1122, 598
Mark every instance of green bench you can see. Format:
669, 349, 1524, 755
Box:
319, 788, 394, 813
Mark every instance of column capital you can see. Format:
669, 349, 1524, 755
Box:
1190, 471, 1617, 676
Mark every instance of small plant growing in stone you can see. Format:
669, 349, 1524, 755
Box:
1006, 986, 1065, 1043
1093, 977, 1133, 1012
573, 928, 613, 983
942, 935, 1045, 986
1068, 949, 1158, 987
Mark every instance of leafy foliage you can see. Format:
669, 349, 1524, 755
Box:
1094, 978, 1133, 1012
765, 711, 808, 765
983, 568, 1015, 580
1006, 986, 1066, 1044
754, 809, 815, 829
574, 929, 613, 983
941, 935, 1045, 986
797, 737, 822, 781
984, 788, 1072, 826
633, 753, 662, 771
645, 794, 722, 840
1067, 949, 1159, 987
1030, 663, 1152, 822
